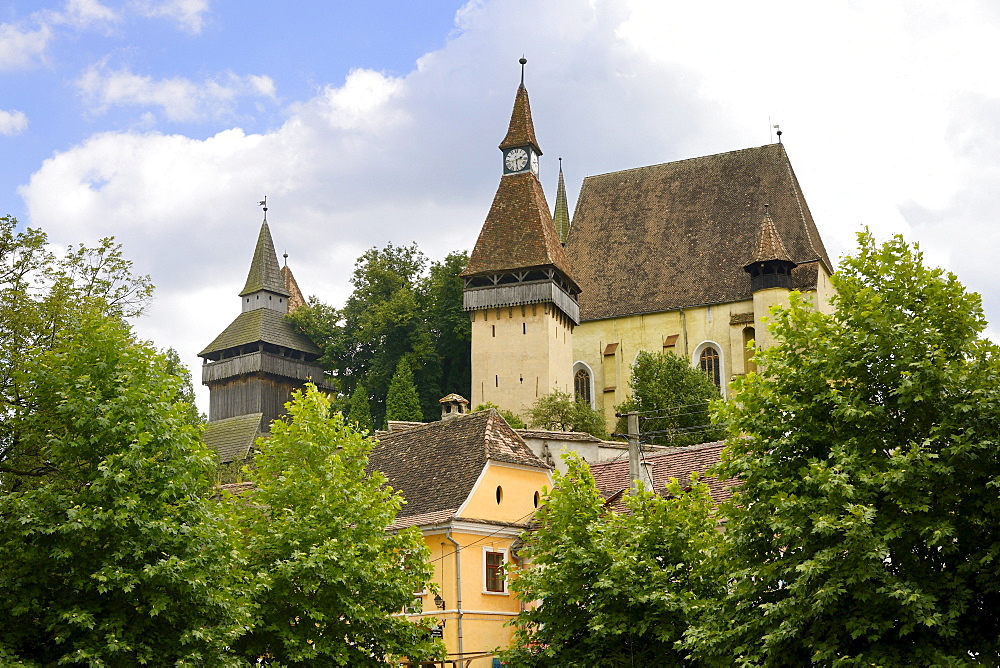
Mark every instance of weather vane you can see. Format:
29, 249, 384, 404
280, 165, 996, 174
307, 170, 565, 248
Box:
258, 195, 268, 222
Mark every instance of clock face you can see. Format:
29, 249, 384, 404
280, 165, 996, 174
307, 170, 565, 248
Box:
530, 151, 539, 174
505, 148, 528, 172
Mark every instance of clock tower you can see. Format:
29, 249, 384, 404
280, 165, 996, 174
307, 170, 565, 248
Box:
461, 61, 580, 417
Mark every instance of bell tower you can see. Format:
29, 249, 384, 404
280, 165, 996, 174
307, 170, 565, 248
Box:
461, 60, 580, 417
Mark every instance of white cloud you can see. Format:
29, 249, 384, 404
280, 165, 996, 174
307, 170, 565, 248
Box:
0, 22, 52, 70
76, 64, 277, 122
52, 0, 120, 29
131, 0, 210, 34
0, 109, 29, 136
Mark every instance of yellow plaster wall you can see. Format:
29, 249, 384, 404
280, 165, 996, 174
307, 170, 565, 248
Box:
470, 303, 574, 418
458, 462, 550, 524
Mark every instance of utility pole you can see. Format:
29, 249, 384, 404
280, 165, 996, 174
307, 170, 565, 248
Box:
627, 411, 641, 492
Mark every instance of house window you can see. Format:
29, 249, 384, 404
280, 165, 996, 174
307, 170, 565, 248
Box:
574, 368, 591, 405
699, 346, 721, 387
484, 548, 506, 593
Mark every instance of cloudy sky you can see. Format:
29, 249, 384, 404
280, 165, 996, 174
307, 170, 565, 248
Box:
3, 0, 1000, 411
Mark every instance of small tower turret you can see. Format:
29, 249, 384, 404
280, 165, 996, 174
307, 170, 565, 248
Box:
744, 205, 797, 349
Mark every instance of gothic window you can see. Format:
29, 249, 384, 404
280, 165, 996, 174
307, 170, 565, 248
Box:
574, 368, 591, 406
699, 346, 721, 388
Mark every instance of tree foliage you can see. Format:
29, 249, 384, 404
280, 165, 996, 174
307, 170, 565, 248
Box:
687, 233, 1000, 665
473, 402, 526, 429
229, 384, 443, 665
347, 380, 374, 432
287, 244, 470, 426
386, 356, 424, 423
616, 351, 724, 447
0, 216, 153, 484
526, 389, 607, 438
0, 311, 248, 665
502, 455, 723, 667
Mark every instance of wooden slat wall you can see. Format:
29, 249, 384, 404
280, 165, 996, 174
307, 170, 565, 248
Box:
463, 281, 580, 323
202, 351, 326, 384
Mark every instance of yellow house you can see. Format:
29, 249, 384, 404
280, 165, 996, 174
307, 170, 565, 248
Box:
462, 68, 836, 425
368, 399, 552, 667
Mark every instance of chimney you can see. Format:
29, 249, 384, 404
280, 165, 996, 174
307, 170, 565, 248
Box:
439, 394, 470, 421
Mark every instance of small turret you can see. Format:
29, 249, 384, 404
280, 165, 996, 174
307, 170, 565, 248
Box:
744, 205, 796, 292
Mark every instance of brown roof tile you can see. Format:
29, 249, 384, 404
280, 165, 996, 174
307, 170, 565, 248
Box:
461, 172, 576, 284
748, 208, 794, 264
281, 265, 305, 312
198, 308, 322, 357
499, 84, 540, 153
368, 410, 549, 524
566, 144, 831, 321
588, 440, 735, 505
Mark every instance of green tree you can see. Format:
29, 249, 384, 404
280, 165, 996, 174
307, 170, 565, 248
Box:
687, 233, 1000, 665
616, 351, 724, 447
386, 356, 424, 423
287, 244, 470, 426
527, 389, 607, 439
0, 311, 248, 665
502, 455, 723, 667
229, 384, 443, 665
163, 346, 206, 425
474, 402, 526, 429
347, 380, 374, 432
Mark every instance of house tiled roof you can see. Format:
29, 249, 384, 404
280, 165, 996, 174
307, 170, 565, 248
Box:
198, 308, 321, 357
514, 429, 603, 443
461, 172, 576, 284
368, 409, 549, 526
499, 83, 540, 153
240, 221, 290, 297
566, 144, 831, 321
203, 412, 263, 463
588, 440, 735, 506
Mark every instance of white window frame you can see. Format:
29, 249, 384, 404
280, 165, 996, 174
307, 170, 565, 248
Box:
572, 361, 596, 409
691, 340, 726, 398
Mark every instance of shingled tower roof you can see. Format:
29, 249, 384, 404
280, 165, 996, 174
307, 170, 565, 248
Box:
748, 206, 794, 265
553, 159, 570, 244
240, 221, 289, 297
498, 83, 541, 153
566, 143, 831, 321
461, 82, 575, 284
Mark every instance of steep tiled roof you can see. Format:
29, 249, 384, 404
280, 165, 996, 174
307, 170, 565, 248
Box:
566, 144, 831, 321
203, 412, 262, 463
552, 161, 570, 244
368, 410, 549, 527
588, 441, 735, 506
461, 172, 576, 284
240, 221, 290, 297
748, 208, 793, 265
198, 308, 321, 357
499, 84, 540, 153
281, 265, 305, 312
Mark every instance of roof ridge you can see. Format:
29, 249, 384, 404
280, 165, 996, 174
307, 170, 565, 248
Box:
581, 143, 785, 182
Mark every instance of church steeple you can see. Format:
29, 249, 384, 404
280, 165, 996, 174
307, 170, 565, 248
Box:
553, 158, 570, 245
461, 62, 579, 416
239, 219, 291, 313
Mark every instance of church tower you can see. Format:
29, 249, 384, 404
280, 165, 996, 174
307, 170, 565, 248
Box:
461, 62, 580, 417
199, 211, 327, 462
744, 205, 797, 350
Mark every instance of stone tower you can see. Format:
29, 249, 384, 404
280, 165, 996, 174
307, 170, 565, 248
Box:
460, 65, 580, 417
744, 205, 797, 350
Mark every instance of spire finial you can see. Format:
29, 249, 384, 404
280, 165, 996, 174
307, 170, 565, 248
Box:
258, 195, 268, 222
283, 250, 288, 267
519, 56, 527, 85
559, 156, 563, 172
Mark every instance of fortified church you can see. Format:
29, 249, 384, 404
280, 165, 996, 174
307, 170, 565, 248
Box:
197, 64, 833, 666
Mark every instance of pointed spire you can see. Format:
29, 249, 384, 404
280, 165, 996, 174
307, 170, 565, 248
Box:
281, 264, 305, 312
749, 204, 793, 265
240, 220, 290, 297
553, 157, 570, 244
499, 59, 541, 154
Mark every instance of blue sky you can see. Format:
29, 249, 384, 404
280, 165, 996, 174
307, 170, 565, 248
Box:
3, 0, 1000, 411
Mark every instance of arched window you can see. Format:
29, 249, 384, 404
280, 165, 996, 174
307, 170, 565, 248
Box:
574, 368, 591, 406
699, 346, 721, 388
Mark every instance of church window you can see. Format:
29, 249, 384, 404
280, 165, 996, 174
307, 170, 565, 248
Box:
699, 346, 721, 387
574, 368, 592, 406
